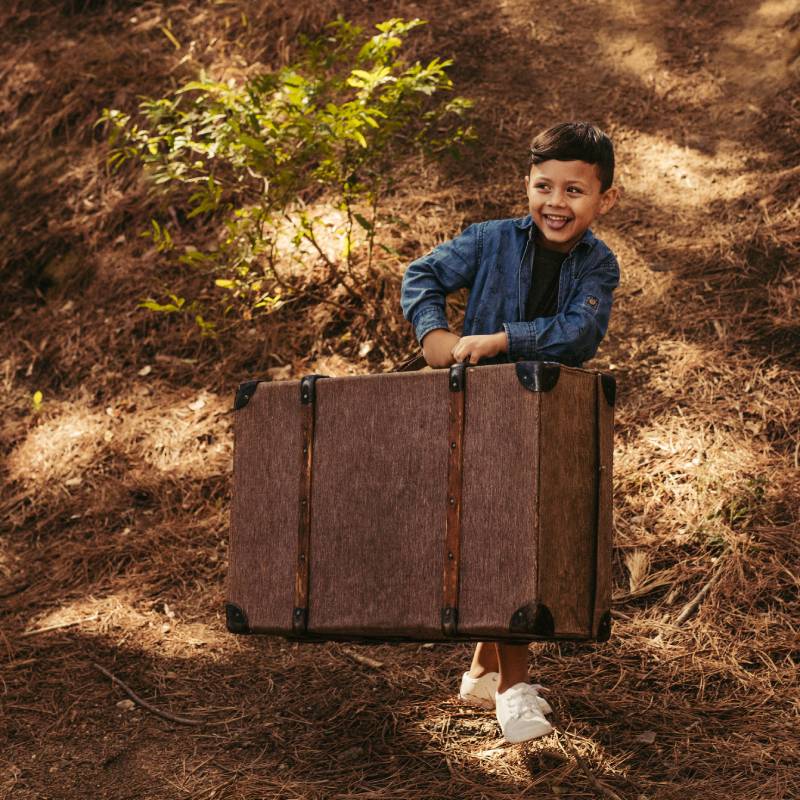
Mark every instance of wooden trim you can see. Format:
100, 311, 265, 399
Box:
442, 364, 467, 635
294, 375, 326, 633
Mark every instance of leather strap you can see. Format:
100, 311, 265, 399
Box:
294, 374, 327, 634
442, 363, 467, 635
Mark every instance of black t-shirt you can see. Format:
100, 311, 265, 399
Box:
525, 243, 566, 321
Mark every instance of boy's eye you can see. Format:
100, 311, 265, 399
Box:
534, 183, 550, 190
567, 187, 584, 194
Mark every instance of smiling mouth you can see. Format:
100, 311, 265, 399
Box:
542, 214, 572, 231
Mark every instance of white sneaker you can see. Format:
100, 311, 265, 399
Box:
495, 682, 554, 743
459, 672, 552, 715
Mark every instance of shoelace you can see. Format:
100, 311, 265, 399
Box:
502, 685, 545, 720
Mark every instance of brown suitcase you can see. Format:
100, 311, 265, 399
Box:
226, 361, 615, 642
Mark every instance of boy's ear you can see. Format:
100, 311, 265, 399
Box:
599, 186, 619, 215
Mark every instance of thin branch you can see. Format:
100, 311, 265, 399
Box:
674, 557, 728, 626
549, 703, 626, 800
341, 648, 384, 670
20, 615, 98, 637
303, 290, 369, 318
93, 663, 204, 726
301, 223, 363, 303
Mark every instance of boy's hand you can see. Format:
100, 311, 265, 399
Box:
452, 332, 508, 364
421, 329, 460, 368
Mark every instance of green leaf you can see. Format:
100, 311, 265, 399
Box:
239, 133, 269, 154
104, 15, 472, 336
353, 212, 373, 232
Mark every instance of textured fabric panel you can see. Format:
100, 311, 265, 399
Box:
538, 368, 597, 636
458, 364, 540, 636
228, 381, 302, 633
309, 371, 449, 637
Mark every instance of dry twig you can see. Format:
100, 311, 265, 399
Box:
675, 557, 729, 626
341, 647, 384, 670
93, 663, 204, 727
20, 615, 98, 637
548, 703, 626, 800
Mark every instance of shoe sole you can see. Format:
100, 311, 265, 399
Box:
503, 720, 554, 743
458, 692, 495, 709
460, 692, 553, 715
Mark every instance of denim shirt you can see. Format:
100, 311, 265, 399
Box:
400, 215, 620, 367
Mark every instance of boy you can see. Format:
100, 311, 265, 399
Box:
399, 122, 620, 743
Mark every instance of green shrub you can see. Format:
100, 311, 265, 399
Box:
100, 17, 473, 336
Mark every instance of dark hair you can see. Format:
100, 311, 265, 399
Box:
529, 122, 615, 191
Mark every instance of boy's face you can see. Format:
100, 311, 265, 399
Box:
525, 159, 618, 253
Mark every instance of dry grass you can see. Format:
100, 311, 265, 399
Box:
1, 0, 799, 798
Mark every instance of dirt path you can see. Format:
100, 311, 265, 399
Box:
2, 1, 799, 799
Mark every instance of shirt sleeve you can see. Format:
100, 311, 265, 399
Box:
400, 223, 482, 345
502, 253, 620, 366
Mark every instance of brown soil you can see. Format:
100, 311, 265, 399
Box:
2, 1, 799, 799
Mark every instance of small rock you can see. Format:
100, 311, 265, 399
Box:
116, 699, 135, 711
635, 730, 657, 744
188, 396, 206, 411
65, 477, 82, 487
137, 365, 152, 377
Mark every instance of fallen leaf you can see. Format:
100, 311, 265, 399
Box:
635, 730, 657, 744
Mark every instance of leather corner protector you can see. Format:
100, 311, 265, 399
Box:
234, 380, 260, 411
515, 361, 561, 393
509, 602, 555, 637
225, 603, 251, 634
448, 363, 467, 392
292, 606, 308, 634
441, 606, 459, 636
300, 374, 328, 405
601, 374, 617, 406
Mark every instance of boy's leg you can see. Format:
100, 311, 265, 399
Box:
494, 642, 552, 741
496, 642, 529, 692
467, 642, 500, 678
